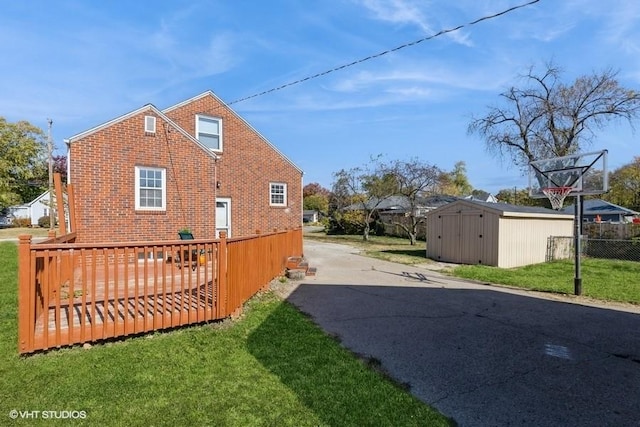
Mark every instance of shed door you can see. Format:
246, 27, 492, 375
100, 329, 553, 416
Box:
438, 211, 484, 264
439, 214, 460, 262
460, 212, 484, 264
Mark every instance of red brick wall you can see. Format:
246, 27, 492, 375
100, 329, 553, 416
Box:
69, 110, 217, 243
165, 93, 303, 237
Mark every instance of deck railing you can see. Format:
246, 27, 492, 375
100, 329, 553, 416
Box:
18, 228, 303, 354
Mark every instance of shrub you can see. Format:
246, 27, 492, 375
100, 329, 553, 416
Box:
37, 215, 51, 228
12, 217, 31, 228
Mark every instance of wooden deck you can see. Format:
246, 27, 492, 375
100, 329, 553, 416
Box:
33, 260, 218, 346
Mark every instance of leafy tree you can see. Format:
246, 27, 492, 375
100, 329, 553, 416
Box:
606, 157, 640, 211
468, 62, 640, 169
18, 155, 68, 204
303, 194, 329, 215
331, 160, 397, 241
303, 182, 330, 216
495, 188, 547, 207
0, 118, 46, 209
380, 158, 442, 245
438, 161, 473, 196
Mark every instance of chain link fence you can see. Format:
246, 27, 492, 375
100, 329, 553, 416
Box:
547, 236, 640, 262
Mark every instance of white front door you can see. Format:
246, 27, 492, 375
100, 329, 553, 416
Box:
216, 198, 231, 238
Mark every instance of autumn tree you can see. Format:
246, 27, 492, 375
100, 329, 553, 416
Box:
495, 188, 547, 207
606, 157, 640, 211
303, 182, 330, 217
380, 158, 442, 245
468, 63, 640, 169
0, 118, 46, 210
438, 161, 473, 196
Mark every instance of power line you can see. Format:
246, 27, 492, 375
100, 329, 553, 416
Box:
227, 0, 541, 106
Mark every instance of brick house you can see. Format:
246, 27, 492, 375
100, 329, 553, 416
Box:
66, 91, 303, 243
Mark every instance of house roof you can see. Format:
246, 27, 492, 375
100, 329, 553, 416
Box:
163, 91, 303, 175
428, 199, 573, 219
10, 190, 51, 209
64, 104, 219, 160
561, 199, 640, 216
344, 194, 459, 211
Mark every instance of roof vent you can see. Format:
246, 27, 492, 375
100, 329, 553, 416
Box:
144, 115, 156, 134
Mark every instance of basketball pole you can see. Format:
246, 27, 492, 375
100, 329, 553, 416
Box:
574, 194, 582, 295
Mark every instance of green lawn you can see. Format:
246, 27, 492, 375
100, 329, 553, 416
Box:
0, 242, 451, 427
450, 258, 640, 304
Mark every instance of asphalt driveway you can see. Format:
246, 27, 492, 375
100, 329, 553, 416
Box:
275, 239, 640, 426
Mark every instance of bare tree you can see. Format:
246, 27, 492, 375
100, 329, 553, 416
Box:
468, 62, 640, 168
381, 158, 442, 245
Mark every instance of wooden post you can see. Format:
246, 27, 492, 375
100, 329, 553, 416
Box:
54, 172, 66, 235
216, 231, 228, 318
18, 235, 32, 353
67, 183, 76, 233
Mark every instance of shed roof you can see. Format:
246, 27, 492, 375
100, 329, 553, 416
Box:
428, 199, 573, 219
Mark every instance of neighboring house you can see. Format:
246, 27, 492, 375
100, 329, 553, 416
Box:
7, 190, 54, 226
344, 195, 458, 219
303, 210, 319, 223
66, 91, 303, 244
464, 191, 498, 203
561, 199, 640, 223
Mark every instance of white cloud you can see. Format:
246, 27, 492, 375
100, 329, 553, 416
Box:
355, 0, 472, 46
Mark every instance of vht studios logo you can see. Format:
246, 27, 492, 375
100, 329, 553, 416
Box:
9, 410, 87, 420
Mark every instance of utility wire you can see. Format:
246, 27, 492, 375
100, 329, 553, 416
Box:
227, 0, 541, 106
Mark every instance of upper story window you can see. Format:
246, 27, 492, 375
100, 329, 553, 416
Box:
270, 182, 287, 206
135, 166, 166, 211
196, 115, 222, 152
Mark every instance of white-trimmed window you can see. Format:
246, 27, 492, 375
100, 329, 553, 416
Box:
135, 166, 166, 211
196, 115, 222, 151
270, 182, 287, 206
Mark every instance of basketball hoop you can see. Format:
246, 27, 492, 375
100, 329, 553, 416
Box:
542, 186, 573, 210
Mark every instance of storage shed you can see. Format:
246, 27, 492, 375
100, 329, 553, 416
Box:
426, 199, 573, 268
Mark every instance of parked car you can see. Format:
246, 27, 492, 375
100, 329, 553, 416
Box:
0, 215, 12, 228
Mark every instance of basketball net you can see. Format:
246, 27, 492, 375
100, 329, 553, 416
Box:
542, 186, 573, 210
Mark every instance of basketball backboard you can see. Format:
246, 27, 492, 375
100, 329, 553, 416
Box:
528, 150, 608, 200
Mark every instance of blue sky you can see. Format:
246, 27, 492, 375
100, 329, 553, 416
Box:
1, 0, 639, 194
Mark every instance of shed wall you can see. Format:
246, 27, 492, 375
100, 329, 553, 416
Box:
497, 217, 574, 268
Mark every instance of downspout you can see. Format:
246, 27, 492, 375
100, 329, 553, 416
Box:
300, 172, 305, 228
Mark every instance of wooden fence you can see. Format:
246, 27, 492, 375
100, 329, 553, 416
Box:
18, 228, 303, 354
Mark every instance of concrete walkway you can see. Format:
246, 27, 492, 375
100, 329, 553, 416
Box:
272, 239, 640, 427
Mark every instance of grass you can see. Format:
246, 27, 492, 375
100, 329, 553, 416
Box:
0, 242, 451, 426
0, 227, 52, 239
451, 258, 640, 304
305, 231, 640, 305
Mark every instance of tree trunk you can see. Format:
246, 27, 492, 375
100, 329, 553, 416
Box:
363, 224, 370, 241
408, 232, 417, 246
